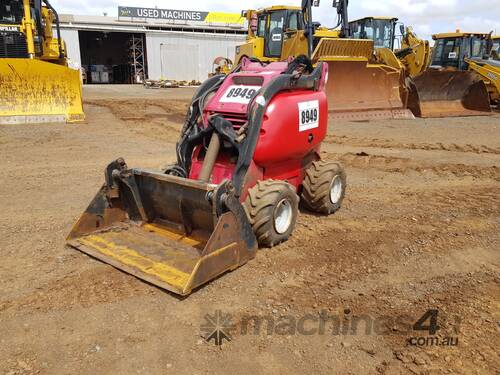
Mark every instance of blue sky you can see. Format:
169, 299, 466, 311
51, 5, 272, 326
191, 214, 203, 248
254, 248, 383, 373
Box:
51, 0, 500, 41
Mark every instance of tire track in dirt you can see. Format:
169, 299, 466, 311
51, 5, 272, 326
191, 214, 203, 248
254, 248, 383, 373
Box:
325, 152, 500, 181
325, 135, 500, 155
85, 99, 188, 124
85, 99, 186, 141
273, 182, 499, 292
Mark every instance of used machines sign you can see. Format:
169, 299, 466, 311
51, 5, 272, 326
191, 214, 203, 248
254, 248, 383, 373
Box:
118, 6, 245, 24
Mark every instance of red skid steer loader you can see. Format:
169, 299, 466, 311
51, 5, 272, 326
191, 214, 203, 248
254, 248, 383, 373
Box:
67, 57, 346, 295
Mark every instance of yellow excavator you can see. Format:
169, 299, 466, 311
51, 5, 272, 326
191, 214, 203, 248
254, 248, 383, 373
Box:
0, 0, 84, 124
235, 1, 415, 120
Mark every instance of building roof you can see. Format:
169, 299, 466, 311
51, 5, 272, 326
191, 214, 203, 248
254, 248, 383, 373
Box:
349, 16, 398, 22
258, 5, 302, 11
432, 31, 491, 39
59, 13, 247, 34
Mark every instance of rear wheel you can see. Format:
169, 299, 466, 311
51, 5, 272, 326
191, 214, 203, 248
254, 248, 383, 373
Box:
302, 160, 346, 214
244, 180, 299, 247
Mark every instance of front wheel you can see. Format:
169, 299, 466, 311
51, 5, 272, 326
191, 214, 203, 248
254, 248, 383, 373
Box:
244, 180, 299, 248
301, 160, 347, 214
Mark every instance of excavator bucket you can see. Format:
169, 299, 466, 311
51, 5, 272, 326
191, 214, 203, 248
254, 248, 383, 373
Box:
412, 70, 491, 117
0, 58, 84, 124
312, 38, 414, 120
66, 160, 256, 296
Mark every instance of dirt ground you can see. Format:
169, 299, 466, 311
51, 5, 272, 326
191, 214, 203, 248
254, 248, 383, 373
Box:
0, 84, 499, 375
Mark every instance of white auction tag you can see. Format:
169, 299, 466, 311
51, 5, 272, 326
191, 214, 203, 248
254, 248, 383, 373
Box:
298, 100, 319, 132
272, 33, 282, 42
219, 85, 260, 104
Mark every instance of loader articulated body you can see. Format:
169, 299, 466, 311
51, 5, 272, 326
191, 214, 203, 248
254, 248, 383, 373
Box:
68, 57, 347, 295
0, 0, 84, 124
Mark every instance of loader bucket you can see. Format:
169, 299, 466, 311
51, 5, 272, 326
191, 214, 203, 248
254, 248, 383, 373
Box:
0, 58, 84, 124
67, 163, 257, 296
312, 38, 414, 120
413, 70, 491, 117
323, 60, 414, 120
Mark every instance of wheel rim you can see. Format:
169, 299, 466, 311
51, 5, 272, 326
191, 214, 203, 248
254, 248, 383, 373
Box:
274, 199, 293, 234
330, 176, 343, 204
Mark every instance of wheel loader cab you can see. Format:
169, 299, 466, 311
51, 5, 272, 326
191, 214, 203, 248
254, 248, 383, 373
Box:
263, 9, 287, 57
349, 17, 398, 50
430, 33, 491, 70
236, 6, 306, 63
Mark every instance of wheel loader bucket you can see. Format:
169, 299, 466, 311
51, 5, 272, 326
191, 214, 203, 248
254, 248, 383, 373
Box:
66, 160, 257, 296
412, 70, 491, 117
0, 58, 84, 124
312, 38, 414, 120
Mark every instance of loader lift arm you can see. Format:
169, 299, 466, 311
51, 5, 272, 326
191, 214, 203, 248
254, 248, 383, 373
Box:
466, 57, 500, 104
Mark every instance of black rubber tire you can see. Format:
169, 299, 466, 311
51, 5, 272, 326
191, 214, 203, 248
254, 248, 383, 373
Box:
301, 160, 347, 214
244, 180, 299, 248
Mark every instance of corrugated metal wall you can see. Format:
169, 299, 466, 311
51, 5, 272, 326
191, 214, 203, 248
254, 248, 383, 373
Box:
60, 26, 245, 82
146, 32, 245, 82
60, 29, 81, 67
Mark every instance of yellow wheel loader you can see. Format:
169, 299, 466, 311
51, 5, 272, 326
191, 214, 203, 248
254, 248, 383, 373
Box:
409, 32, 493, 117
235, 1, 414, 120
0, 0, 84, 124
348, 18, 492, 117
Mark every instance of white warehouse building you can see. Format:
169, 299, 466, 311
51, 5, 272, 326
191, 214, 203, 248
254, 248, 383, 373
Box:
59, 7, 247, 84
